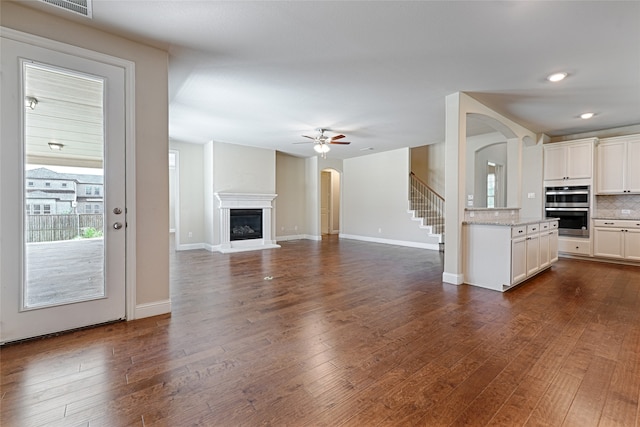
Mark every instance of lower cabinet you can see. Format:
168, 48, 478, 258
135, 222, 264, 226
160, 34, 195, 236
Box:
593, 219, 640, 261
464, 220, 559, 292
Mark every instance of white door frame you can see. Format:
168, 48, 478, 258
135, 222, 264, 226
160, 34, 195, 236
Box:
1, 27, 137, 323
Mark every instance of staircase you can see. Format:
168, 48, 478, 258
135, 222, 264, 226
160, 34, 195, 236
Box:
408, 173, 445, 243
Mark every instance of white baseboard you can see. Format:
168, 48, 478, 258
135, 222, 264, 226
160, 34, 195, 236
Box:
176, 242, 206, 251
442, 272, 464, 285
339, 233, 440, 251
276, 234, 306, 242
304, 234, 322, 241
135, 299, 171, 319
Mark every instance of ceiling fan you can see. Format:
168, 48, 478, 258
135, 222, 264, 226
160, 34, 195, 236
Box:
294, 128, 351, 158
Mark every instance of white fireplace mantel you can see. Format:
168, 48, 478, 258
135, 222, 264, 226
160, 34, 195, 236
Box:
215, 192, 280, 253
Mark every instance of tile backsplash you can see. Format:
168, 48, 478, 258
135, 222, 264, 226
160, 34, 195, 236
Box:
594, 194, 640, 218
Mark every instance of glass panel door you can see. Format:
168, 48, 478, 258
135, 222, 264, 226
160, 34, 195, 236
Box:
24, 63, 107, 309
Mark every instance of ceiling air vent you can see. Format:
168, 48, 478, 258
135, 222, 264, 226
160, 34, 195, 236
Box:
39, 0, 92, 18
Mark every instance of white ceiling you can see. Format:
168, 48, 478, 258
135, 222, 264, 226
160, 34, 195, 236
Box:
19, 0, 640, 159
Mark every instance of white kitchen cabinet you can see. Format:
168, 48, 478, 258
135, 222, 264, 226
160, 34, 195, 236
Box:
539, 231, 551, 269
596, 135, 640, 194
549, 230, 559, 263
511, 236, 527, 284
558, 236, 591, 256
593, 219, 640, 261
525, 224, 540, 276
464, 220, 558, 292
544, 138, 595, 182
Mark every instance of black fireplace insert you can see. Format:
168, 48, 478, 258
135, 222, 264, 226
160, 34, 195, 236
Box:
229, 209, 263, 241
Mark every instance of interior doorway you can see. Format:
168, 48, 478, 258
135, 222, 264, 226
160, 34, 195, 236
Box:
320, 168, 341, 236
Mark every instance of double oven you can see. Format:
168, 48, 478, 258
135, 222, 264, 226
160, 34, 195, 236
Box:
545, 185, 590, 237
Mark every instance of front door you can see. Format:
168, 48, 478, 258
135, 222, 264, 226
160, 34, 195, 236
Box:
0, 37, 126, 343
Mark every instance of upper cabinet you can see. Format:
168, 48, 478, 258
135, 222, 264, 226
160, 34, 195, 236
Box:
543, 138, 595, 183
596, 135, 640, 194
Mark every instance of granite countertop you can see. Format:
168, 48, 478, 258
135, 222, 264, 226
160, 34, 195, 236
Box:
463, 217, 559, 226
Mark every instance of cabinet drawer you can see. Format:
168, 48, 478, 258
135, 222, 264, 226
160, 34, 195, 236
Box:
527, 223, 540, 234
540, 222, 550, 231
549, 221, 559, 229
512, 226, 526, 238
594, 219, 640, 228
558, 238, 591, 255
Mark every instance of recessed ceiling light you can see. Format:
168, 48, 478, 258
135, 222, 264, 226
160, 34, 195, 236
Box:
580, 112, 595, 119
547, 72, 567, 83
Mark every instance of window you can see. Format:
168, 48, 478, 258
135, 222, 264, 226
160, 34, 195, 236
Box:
43, 204, 51, 214
33, 204, 41, 215
94, 187, 100, 196
62, 183, 68, 188
28, 181, 34, 187
84, 204, 92, 213
94, 204, 101, 213
45, 182, 51, 187
487, 162, 496, 209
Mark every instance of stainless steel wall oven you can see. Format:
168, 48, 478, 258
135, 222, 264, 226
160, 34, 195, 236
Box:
545, 185, 590, 237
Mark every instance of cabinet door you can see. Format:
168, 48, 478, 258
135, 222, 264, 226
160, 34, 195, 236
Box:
526, 234, 540, 276
549, 230, 559, 263
626, 139, 640, 193
597, 141, 626, 193
566, 142, 593, 180
544, 145, 567, 180
624, 229, 640, 261
511, 237, 527, 284
539, 232, 550, 269
593, 228, 624, 259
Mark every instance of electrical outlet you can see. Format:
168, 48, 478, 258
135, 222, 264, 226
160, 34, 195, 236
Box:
467, 200, 473, 206
188, 231, 193, 238
528, 192, 535, 199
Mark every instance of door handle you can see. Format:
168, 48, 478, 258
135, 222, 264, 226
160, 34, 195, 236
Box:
113, 207, 122, 215
113, 222, 123, 230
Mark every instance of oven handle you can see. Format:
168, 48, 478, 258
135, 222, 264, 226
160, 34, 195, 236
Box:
545, 190, 589, 195
545, 207, 589, 212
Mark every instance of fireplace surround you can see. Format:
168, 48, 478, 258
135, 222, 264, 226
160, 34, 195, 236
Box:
215, 193, 280, 253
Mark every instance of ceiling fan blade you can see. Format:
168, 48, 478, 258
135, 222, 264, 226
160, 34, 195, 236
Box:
301, 135, 316, 140
330, 134, 346, 140
329, 141, 351, 145
293, 141, 314, 144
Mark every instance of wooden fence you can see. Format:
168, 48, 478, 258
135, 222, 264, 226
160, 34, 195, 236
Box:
26, 214, 104, 243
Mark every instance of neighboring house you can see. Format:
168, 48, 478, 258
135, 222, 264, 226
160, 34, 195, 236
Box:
25, 167, 103, 215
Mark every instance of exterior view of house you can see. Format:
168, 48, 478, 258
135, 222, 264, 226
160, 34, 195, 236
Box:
26, 167, 103, 215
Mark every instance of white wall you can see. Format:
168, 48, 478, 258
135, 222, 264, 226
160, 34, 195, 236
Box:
275, 152, 307, 239
169, 140, 205, 249
342, 147, 440, 248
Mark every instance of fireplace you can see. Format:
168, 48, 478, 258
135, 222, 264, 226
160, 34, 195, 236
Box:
230, 209, 262, 241
215, 192, 280, 253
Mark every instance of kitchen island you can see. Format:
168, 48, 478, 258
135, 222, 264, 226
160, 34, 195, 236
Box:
463, 218, 559, 292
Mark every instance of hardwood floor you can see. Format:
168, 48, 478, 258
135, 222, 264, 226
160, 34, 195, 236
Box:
2, 236, 639, 426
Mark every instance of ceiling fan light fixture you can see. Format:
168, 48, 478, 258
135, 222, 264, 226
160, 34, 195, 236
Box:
547, 72, 567, 83
314, 143, 330, 154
